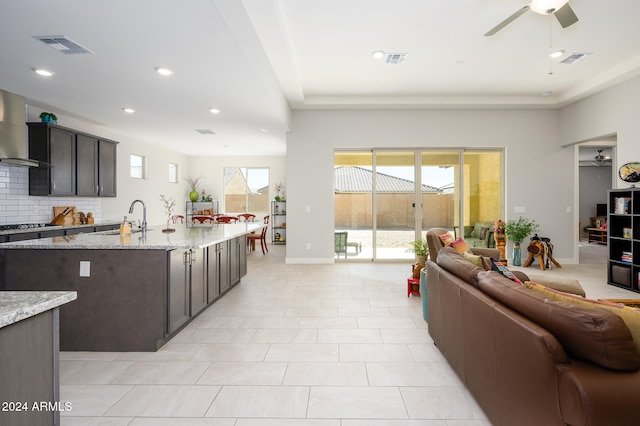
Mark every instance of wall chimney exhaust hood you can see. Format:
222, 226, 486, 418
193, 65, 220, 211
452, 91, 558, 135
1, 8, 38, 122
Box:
0, 89, 46, 167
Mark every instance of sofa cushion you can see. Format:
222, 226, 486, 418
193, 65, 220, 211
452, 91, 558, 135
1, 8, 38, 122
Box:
489, 258, 522, 284
477, 271, 640, 371
463, 251, 484, 268
526, 281, 640, 354
450, 237, 471, 254
525, 274, 586, 297
437, 247, 484, 288
438, 232, 454, 247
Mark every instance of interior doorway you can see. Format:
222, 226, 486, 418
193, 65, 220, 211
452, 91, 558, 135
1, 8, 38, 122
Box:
577, 137, 616, 264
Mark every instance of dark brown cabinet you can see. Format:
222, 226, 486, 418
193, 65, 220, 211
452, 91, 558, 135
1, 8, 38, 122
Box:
98, 140, 117, 196
76, 134, 98, 196
28, 122, 117, 197
29, 124, 76, 196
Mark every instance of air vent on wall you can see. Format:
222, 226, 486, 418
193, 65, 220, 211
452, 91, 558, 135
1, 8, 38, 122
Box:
385, 53, 408, 65
195, 129, 216, 135
34, 35, 93, 55
560, 52, 592, 64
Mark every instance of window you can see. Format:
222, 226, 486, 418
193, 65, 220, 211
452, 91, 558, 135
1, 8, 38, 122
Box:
168, 163, 178, 183
130, 154, 146, 179
223, 167, 269, 213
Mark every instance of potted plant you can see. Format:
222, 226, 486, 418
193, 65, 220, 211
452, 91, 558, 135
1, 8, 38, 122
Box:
273, 182, 284, 201
39, 112, 57, 124
504, 216, 539, 265
408, 239, 429, 264
160, 194, 176, 233
185, 175, 204, 202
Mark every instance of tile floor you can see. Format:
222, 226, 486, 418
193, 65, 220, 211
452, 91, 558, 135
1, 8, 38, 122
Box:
59, 242, 637, 425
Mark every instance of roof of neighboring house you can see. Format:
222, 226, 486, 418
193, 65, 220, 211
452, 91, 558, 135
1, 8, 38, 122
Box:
335, 166, 441, 193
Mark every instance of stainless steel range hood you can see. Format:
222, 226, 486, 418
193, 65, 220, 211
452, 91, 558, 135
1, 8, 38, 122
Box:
0, 88, 42, 167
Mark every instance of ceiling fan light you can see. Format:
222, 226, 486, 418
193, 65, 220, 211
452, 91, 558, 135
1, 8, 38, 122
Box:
530, 0, 569, 15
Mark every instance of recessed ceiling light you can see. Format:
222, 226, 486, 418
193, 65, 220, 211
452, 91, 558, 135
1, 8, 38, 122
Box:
371, 50, 385, 59
549, 49, 565, 58
541, 91, 553, 97
209, 108, 221, 114
33, 68, 54, 77
122, 108, 135, 114
154, 67, 174, 76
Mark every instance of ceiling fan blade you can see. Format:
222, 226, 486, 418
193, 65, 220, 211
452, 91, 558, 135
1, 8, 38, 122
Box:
484, 5, 530, 36
554, 3, 578, 28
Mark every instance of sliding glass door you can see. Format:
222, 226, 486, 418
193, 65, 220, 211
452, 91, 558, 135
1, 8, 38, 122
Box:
334, 149, 502, 261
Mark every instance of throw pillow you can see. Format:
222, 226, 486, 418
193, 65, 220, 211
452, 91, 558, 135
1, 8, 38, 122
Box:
479, 226, 488, 240
490, 258, 522, 284
450, 237, 471, 254
526, 281, 640, 354
463, 251, 484, 268
438, 233, 454, 247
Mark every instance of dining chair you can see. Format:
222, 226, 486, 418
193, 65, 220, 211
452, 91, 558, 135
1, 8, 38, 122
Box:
335, 231, 348, 259
191, 215, 215, 224
247, 215, 269, 254
237, 213, 256, 222
216, 215, 239, 224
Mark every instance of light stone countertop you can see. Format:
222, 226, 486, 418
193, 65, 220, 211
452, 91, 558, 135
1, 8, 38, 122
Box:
0, 222, 266, 250
0, 291, 77, 328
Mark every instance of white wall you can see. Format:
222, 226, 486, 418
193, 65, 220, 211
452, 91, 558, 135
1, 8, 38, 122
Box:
561, 76, 640, 188
286, 108, 573, 263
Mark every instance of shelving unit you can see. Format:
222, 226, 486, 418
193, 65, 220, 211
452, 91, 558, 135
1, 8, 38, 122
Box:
607, 188, 640, 292
271, 200, 286, 244
186, 201, 218, 225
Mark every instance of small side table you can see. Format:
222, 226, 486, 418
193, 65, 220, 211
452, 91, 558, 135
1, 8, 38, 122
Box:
407, 277, 420, 297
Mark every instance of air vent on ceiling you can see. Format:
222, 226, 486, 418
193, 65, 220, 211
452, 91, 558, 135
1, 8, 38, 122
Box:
560, 52, 593, 65
34, 35, 93, 55
385, 53, 408, 65
195, 129, 216, 135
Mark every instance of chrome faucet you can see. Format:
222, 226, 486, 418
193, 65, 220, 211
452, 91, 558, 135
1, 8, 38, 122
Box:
128, 199, 147, 233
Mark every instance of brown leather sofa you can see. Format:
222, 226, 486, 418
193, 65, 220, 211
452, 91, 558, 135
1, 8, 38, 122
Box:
426, 247, 640, 426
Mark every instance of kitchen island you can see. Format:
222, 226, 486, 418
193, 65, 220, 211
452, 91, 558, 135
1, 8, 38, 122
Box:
0, 223, 264, 351
0, 291, 76, 426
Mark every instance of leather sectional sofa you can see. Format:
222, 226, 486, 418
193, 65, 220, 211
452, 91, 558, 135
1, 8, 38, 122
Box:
426, 247, 640, 426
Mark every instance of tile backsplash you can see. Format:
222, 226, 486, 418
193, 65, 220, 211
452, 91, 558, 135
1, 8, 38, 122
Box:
0, 164, 102, 224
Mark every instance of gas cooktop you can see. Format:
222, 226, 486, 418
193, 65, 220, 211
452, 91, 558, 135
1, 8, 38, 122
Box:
0, 223, 57, 231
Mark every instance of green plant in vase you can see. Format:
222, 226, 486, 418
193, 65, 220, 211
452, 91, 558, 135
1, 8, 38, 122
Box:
504, 216, 539, 266
39, 112, 57, 124
407, 239, 429, 264
185, 175, 204, 202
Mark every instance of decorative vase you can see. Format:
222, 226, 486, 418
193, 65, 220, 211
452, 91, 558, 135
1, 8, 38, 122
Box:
512, 243, 522, 266
189, 190, 199, 202
416, 255, 428, 265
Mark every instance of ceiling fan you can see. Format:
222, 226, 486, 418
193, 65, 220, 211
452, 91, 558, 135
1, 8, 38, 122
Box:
579, 149, 613, 167
485, 0, 579, 36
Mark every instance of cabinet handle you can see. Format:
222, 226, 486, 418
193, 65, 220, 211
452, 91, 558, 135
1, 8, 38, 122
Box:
191, 249, 196, 264
100, 185, 104, 194
183, 251, 188, 266
95, 185, 99, 194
